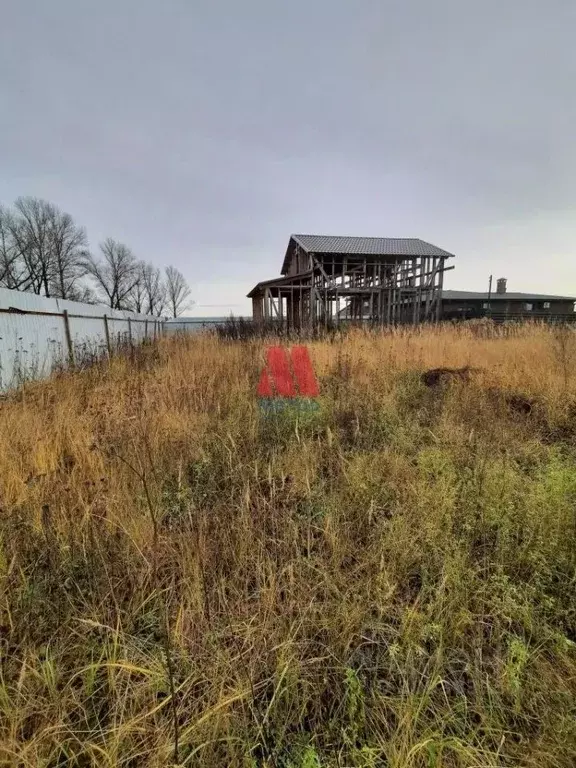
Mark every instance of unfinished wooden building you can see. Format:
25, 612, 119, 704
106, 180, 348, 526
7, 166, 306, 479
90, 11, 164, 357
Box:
248, 235, 455, 328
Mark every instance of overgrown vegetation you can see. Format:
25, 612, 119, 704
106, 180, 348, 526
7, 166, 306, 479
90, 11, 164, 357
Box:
0, 324, 575, 767
213, 316, 347, 341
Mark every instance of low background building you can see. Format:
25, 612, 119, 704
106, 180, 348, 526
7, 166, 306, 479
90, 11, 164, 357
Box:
442, 278, 576, 322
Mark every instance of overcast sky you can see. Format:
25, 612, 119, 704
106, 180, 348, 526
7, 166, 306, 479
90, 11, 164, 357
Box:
1, 1, 575, 315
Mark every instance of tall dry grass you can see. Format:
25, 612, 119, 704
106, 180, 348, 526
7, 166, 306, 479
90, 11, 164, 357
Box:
0, 324, 575, 767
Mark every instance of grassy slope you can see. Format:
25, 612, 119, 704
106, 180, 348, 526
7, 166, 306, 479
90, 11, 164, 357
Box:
0, 325, 575, 767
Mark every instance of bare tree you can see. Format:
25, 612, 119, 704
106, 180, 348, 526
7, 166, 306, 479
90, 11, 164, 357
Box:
0, 205, 33, 290
2, 197, 89, 299
104, 259, 167, 315
48, 209, 89, 299
165, 265, 191, 318
126, 261, 147, 313
84, 238, 139, 309
68, 284, 98, 304
142, 263, 167, 316
0, 196, 181, 316
10, 197, 55, 295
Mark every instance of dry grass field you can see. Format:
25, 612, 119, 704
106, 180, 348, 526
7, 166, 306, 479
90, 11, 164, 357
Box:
0, 324, 575, 767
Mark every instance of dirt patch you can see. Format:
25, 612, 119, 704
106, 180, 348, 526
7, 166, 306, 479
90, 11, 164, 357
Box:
499, 392, 535, 416
421, 366, 536, 417
421, 366, 479, 388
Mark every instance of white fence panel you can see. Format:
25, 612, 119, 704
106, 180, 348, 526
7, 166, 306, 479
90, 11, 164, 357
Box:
0, 308, 67, 389
0, 288, 160, 391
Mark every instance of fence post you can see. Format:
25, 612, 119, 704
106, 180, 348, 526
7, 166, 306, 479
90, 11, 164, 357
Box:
103, 314, 111, 356
127, 317, 133, 348
144, 318, 148, 340
63, 310, 75, 368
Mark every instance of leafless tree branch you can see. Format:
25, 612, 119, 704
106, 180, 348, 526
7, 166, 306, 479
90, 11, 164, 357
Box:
84, 238, 139, 309
165, 265, 192, 318
142, 263, 167, 316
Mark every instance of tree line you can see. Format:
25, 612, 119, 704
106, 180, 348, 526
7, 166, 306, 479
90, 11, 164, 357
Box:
0, 196, 191, 317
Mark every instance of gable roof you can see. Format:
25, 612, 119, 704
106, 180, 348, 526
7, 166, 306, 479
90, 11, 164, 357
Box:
442, 290, 576, 302
282, 235, 454, 274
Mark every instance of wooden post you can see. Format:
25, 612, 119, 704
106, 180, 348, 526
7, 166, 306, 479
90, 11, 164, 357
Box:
424, 258, 431, 320
144, 318, 148, 340
127, 317, 133, 347
63, 310, 75, 368
324, 268, 328, 329
264, 289, 271, 320
253, 297, 263, 323
103, 314, 111, 355
436, 258, 444, 322
362, 259, 367, 323
379, 263, 385, 326
412, 258, 418, 325
418, 257, 425, 325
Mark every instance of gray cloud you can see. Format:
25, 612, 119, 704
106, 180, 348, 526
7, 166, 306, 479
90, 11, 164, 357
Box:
1, 0, 575, 313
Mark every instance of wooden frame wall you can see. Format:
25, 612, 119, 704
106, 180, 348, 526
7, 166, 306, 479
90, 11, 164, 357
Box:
252, 253, 453, 329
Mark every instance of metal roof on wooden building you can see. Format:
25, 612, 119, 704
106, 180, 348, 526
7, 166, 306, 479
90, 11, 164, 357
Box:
282, 235, 454, 274
290, 235, 455, 257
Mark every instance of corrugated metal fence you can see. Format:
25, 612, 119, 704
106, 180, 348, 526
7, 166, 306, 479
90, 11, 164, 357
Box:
0, 288, 162, 391
163, 317, 230, 334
